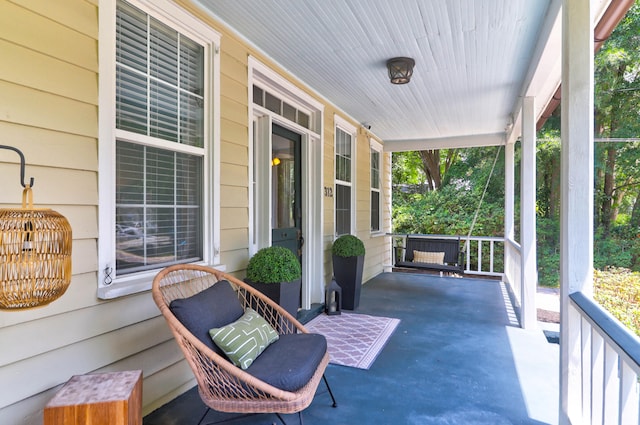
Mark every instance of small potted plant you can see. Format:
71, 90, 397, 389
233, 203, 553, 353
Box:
332, 234, 365, 310
245, 246, 302, 318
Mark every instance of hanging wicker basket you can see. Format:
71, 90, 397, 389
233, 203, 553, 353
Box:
0, 187, 72, 310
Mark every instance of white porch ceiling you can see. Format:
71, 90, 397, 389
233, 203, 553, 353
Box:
193, 0, 607, 151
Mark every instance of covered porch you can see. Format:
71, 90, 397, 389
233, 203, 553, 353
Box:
2, 0, 640, 424
144, 271, 559, 425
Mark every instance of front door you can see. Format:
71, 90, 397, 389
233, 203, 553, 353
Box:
271, 124, 303, 264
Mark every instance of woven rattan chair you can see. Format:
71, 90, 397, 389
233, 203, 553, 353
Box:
152, 264, 336, 425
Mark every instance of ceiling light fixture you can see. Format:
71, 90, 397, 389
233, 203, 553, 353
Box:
386, 57, 415, 84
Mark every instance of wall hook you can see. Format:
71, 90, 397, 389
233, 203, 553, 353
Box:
0, 145, 35, 188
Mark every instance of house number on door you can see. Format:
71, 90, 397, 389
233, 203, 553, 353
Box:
324, 187, 333, 197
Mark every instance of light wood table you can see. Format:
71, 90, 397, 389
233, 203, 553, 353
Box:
44, 370, 142, 425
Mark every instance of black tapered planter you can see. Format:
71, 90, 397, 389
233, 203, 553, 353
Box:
332, 254, 364, 310
245, 278, 301, 318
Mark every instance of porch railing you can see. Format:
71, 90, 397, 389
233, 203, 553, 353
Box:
462, 235, 505, 277
503, 238, 522, 307
391, 234, 505, 277
568, 291, 640, 424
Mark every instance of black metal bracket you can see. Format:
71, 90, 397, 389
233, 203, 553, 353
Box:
0, 145, 34, 188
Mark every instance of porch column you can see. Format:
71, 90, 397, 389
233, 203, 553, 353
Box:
520, 96, 537, 330
504, 140, 515, 294
560, 0, 594, 423
504, 142, 515, 242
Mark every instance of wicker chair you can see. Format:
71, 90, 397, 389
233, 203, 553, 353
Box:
152, 264, 336, 424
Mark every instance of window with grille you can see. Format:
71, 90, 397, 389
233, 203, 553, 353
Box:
115, 0, 206, 274
335, 126, 353, 236
371, 148, 381, 232
100, 0, 219, 293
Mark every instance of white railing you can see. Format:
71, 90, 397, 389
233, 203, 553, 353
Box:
568, 292, 640, 424
503, 238, 522, 307
462, 235, 505, 277
389, 233, 505, 277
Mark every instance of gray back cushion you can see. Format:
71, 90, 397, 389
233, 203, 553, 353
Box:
169, 279, 244, 355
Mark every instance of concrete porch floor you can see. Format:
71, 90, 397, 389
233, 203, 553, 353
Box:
144, 272, 559, 425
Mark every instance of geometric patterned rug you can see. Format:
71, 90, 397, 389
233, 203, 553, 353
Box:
304, 312, 400, 369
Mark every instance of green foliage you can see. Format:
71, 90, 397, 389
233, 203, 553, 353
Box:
537, 217, 560, 287
595, 0, 640, 140
393, 184, 504, 237
392, 151, 425, 188
536, 136, 561, 219
594, 228, 634, 270
332, 234, 365, 257
246, 246, 301, 284
594, 268, 640, 336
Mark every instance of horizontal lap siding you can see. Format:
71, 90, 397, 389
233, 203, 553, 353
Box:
355, 128, 387, 282
0, 1, 191, 423
219, 34, 250, 272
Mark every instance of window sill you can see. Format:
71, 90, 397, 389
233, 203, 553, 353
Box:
97, 262, 227, 300
370, 231, 387, 238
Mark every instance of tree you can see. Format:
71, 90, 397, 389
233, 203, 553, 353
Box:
594, 1, 640, 233
417, 149, 458, 191
536, 129, 561, 219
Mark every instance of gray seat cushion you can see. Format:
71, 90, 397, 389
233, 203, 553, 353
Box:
169, 280, 244, 356
246, 333, 327, 392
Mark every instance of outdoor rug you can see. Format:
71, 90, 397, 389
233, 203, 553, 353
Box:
304, 312, 400, 369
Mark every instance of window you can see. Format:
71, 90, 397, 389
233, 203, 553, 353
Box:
99, 0, 220, 297
335, 119, 355, 236
371, 146, 381, 232
253, 85, 311, 129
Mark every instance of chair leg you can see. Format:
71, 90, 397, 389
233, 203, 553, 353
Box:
197, 407, 211, 425
274, 411, 303, 425
322, 374, 338, 408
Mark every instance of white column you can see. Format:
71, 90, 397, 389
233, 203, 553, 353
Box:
504, 141, 515, 292
520, 96, 538, 330
560, 0, 594, 423
505, 143, 515, 242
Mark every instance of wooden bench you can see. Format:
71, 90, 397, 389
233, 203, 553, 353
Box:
395, 236, 464, 275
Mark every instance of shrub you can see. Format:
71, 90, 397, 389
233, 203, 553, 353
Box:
594, 267, 640, 336
332, 235, 365, 258
246, 246, 301, 284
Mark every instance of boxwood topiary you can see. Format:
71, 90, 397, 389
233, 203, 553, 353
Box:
332, 234, 365, 258
246, 246, 302, 284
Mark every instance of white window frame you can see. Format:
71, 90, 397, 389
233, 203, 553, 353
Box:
370, 139, 383, 234
334, 115, 356, 237
97, 0, 221, 299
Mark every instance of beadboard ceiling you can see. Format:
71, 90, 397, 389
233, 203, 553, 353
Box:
193, 0, 607, 150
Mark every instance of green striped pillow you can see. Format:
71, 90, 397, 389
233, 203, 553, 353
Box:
209, 308, 279, 369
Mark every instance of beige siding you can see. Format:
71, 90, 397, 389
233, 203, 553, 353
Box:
221, 140, 248, 166
11, 0, 98, 39
0, 81, 97, 137
0, 0, 392, 423
322, 112, 337, 282
0, 123, 98, 171
0, 2, 193, 423
221, 162, 249, 188
0, 1, 98, 72
0, 40, 97, 105
221, 248, 251, 273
